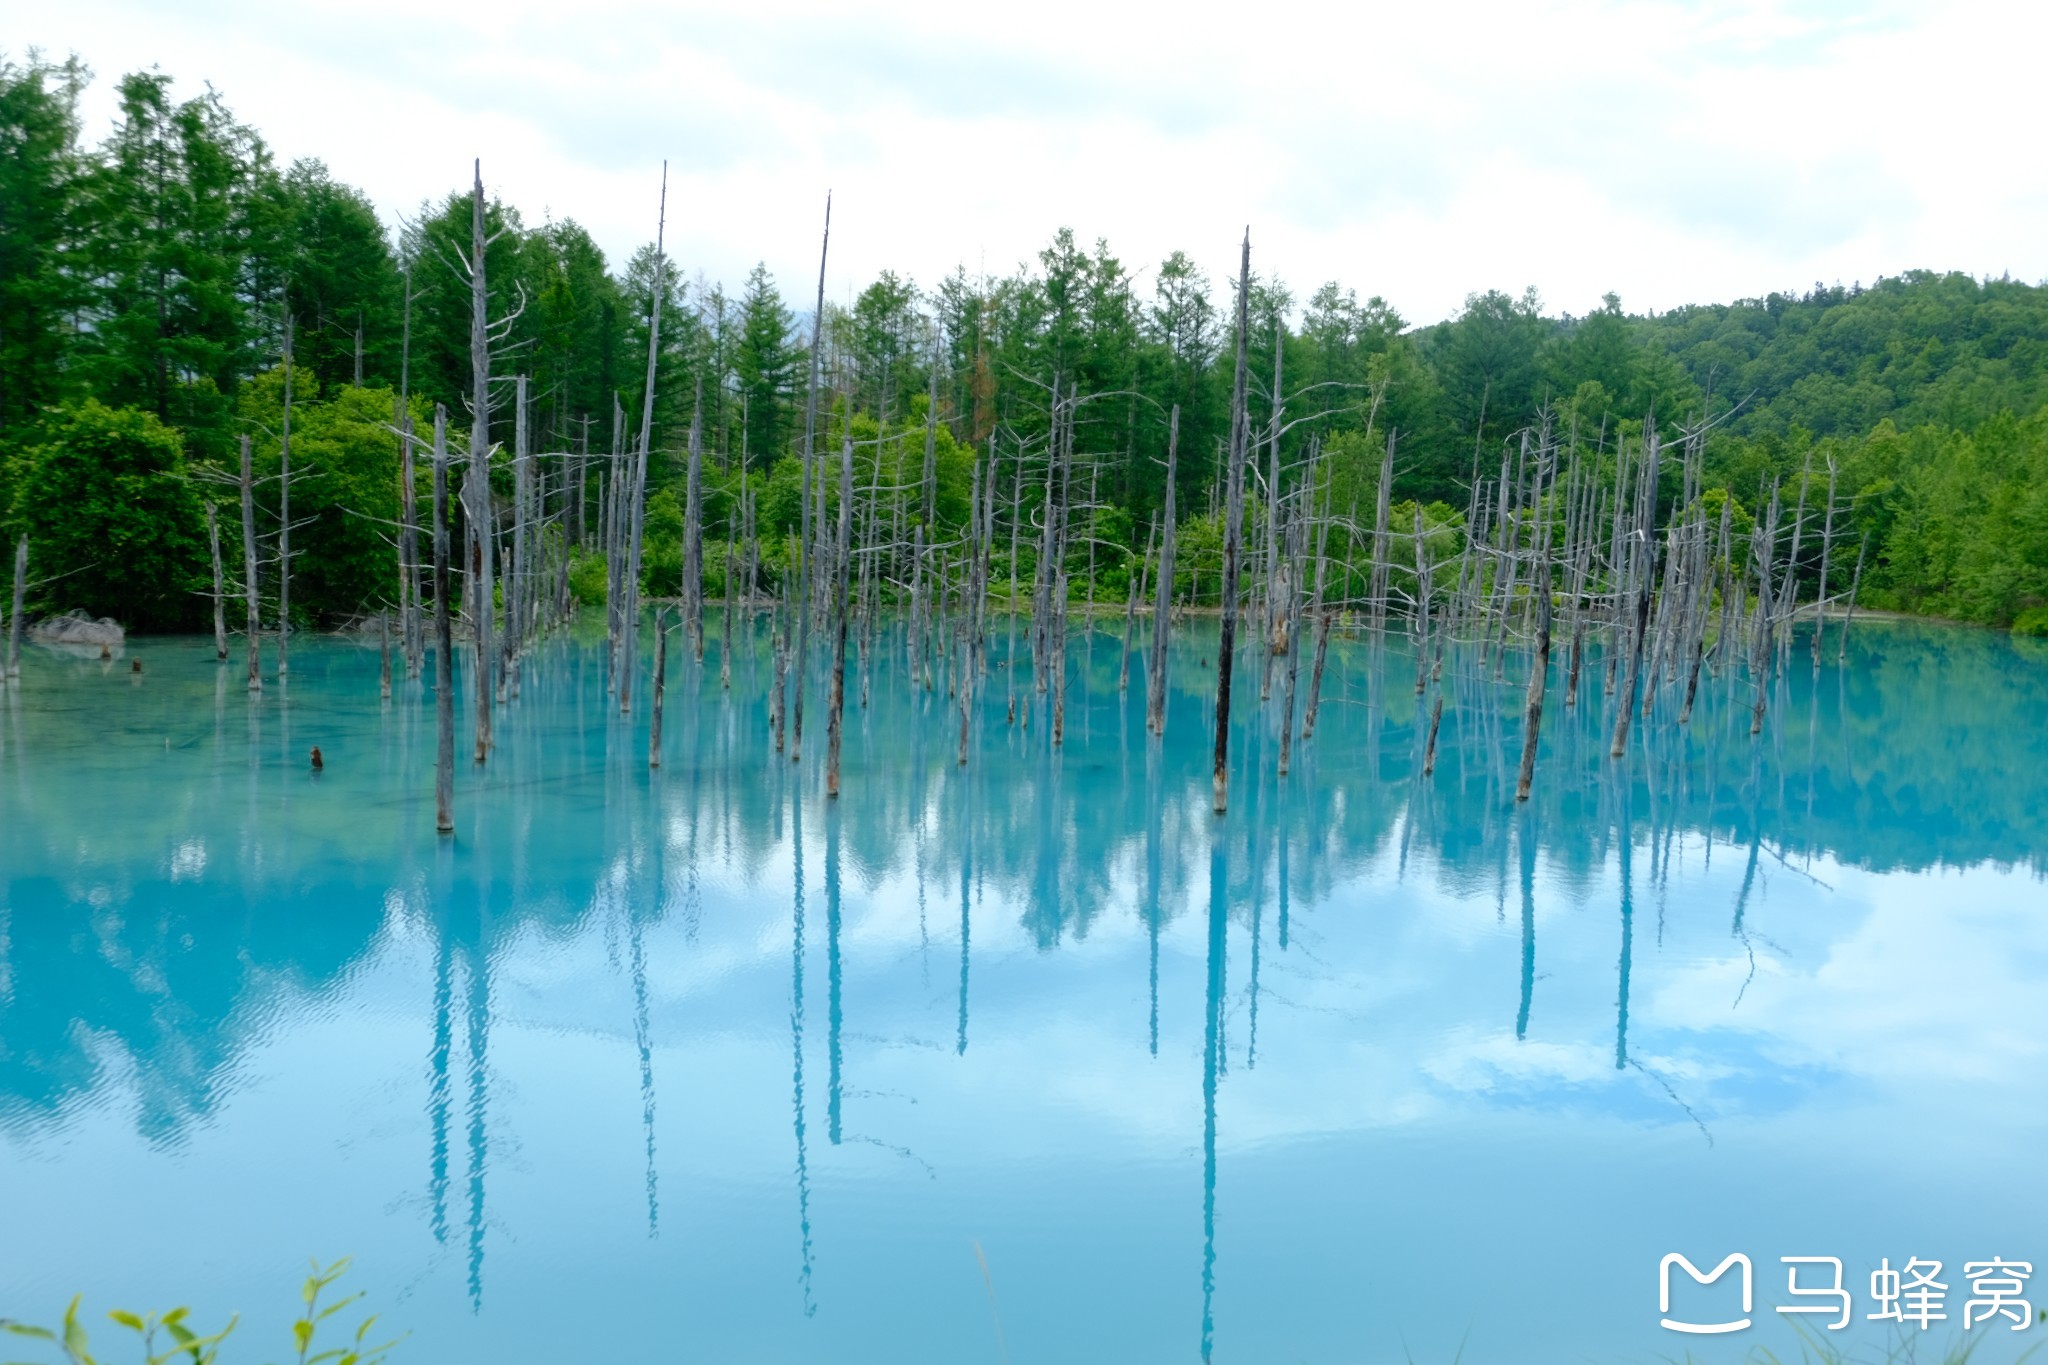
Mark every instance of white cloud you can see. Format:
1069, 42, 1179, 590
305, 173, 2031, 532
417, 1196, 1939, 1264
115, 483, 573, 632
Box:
20, 0, 2046, 323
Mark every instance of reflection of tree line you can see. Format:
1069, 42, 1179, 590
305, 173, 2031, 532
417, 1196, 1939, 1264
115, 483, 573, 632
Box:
4, 617, 2045, 1334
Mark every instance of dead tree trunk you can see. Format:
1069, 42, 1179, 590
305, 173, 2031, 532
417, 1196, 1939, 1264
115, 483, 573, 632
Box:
826, 436, 854, 798
1147, 405, 1180, 735
684, 380, 705, 661
467, 165, 496, 760
397, 396, 422, 676
6, 535, 26, 681
432, 406, 455, 834
1810, 456, 1838, 667
1515, 556, 1554, 801
278, 316, 295, 676
1212, 230, 1254, 815
239, 434, 262, 692
792, 193, 831, 764
1837, 536, 1867, 665
205, 503, 228, 660
1121, 515, 1154, 692
650, 608, 668, 768
621, 174, 667, 718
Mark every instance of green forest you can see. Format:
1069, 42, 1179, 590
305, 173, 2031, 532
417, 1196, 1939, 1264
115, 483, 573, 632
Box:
4, 52, 2046, 635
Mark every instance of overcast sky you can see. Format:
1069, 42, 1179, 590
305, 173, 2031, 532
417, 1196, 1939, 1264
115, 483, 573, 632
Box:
19, 0, 2046, 326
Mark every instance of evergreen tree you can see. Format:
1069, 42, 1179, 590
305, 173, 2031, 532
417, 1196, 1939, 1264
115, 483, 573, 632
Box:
734, 263, 794, 470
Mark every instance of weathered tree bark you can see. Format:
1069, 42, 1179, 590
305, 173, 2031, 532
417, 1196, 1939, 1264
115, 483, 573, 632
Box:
909, 520, 926, 687
432, 406, 455, 834
1680, 495, 1733, 724
205, 502, 228, 660
1301, 610, 1333, 741
278, 316, 295, 676
507, 375, 529, 701
1515, 556, 1554, 801
826, 436, 854, 798
1610, 573, 1654, 759
1259, 318, 1286, 703
1051, 572, 1069, 746
1212, 230, 1255, 815
650, 608, 668, 768
722, 538, 737, 690
1146, 406, 1179, 735
1810, 456, 1838, 666
1412, 502, 1431, 694
6, 535, 26, 681
957, 459, 981, 767
239, 435, 262, 692
467, 164, 496, 760
380, 610, 393, 700
792, 193, 831, 763
771, 539, 790, 751
1277, 511, 1305, 777
1120, 515, 1153, 693
397, 396, 422, 676
1369, 434, 1394, 633
621, 177, 667, 719
1837, 536, 1866, 665
684, 380, 705, 660
1006, 457, 1023, 726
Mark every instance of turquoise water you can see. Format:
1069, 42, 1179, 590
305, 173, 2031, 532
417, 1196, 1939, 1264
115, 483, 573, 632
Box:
3, 618, 2047, 1363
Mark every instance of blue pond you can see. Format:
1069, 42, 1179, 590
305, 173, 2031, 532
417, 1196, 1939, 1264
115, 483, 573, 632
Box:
3, 618, 2047, 1363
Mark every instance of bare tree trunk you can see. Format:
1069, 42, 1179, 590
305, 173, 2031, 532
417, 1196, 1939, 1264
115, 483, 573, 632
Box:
204, 502, 228, 660
722, 539, 737, 689
432, 407, 455, 834
380, 610, 393, 700
398, 398, 422, 676
1121, 515, 1153, 692
6, 535, 26, 681
826, 436, 854, 798
1412, 502, 1431, 694
1212, 231, 1254, 815
467, 165, 496, 759
239, 434, 262, 692
650, 608, 668, 768
507, 375, 528, 701
1259, 319, 1286, 702
621, 177, 667, 719
1515, 557, 1554, 801
1837, 536, 1866, 665
1147, 405, 1179, 735
1006, 456, 1023, 726
1810, 457, 1838, 666
277, 315, 295, 676
684, 380, 705, 661
1302, 612, 1333, 742
792, 193, 831, 763
1052, 572, 1069, 746
958, 459, 981, 767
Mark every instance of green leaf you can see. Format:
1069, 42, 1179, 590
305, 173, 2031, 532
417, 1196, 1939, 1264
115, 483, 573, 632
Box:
0, 1328, 55, 1342
106, 1312, 144, 1333
61, 1295, 93, 1365
314, 1293, 362, 1322
293, 1318, 314, 1353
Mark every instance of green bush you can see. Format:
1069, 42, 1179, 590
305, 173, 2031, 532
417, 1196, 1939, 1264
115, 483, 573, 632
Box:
568, 551, 608, 606
2013, 606, 2048, 638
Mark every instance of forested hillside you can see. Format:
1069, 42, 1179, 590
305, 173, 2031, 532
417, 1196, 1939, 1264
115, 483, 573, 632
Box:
4, 53, 2046, 632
